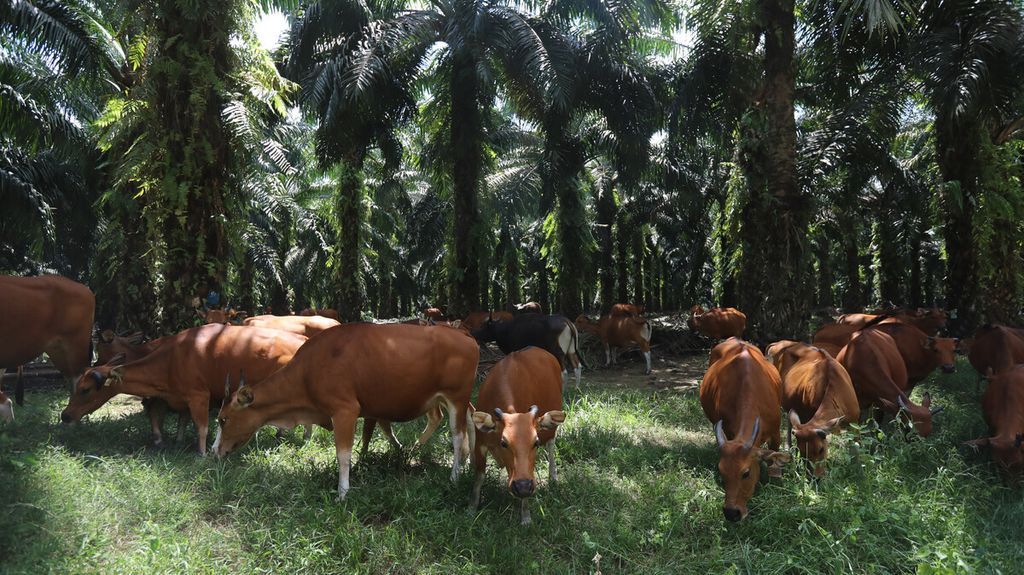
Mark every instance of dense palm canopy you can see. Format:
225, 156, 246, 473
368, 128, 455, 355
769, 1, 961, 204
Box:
1, 0, 1023, 337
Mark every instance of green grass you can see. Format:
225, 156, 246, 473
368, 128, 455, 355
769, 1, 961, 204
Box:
1, 357, 1022, 574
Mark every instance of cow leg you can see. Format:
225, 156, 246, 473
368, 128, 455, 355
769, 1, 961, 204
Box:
186, 398, 210, 456
643, 350, 652, 375
445, 399, 467, 481
468, 439, 487, 513
415, 405, 444, 448
547, 440, 557, 484
302, 425, 313, 441
175, 410, 187, 443
604, 344, 611, 366
360, 419, 377, 455
146, 399, 166, 447
379, 421, 403, 451
331, 411, 358, 500
15, 366, 24, 406
767, 433, 784, 478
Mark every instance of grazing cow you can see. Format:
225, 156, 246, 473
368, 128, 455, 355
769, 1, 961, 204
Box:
514, 302, 543, 314
688, 307, 747, 339
872, 321, 959, 385
61, 324, 307, 454
968, 325, 1024, 377
469, 347, 565, 525
462, 311, 514, 332
963, 365, 1024, 484
766, 341, 859, 476
700, 338, 789, 521
574, 314, 653, 374
472, 314, 582, 386
424, 307, 446, 320
1, 275, 95, 409
609, 303, 644, 317
837, 329, 942, 437
243, 314, 341, 338
198, 308, 240, 325
213, 324, 479, 500
299, 308, 340, 321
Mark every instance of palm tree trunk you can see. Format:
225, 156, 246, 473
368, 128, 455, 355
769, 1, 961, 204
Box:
597, 176, 616, 313
616, 210, 630, 303
334, 157, 365, 322
936, 131, 980, 333
448, 50, 482, 316
736, 0, 805, 340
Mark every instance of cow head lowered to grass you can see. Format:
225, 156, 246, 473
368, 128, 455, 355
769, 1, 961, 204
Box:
714, 418, 791, 522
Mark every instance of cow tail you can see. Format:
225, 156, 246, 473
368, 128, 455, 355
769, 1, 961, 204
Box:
15, 365, 24, 406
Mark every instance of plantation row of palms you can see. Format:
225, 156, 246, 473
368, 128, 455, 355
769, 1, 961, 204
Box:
2, 0, 1023, 340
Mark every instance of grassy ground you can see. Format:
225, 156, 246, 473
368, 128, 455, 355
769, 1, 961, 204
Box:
1, 353, 1021, 574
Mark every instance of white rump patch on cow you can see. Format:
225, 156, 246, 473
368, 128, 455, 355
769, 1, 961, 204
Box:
0, 398, 13, 423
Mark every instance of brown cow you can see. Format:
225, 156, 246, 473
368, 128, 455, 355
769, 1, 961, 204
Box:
968, 325, 1024, 377
243, 314, 340, 338
872, 321, 959, 385
462, 311, 514, 332
61, 324, 307, 454
575, 314, 653, 374
213, 323, 479, 500
609, 303, 644, 317
963, 365, 1024, 484
700, 338, 789, 521
1, 275, 95, 410
424, 307, 446, 320
766, 341, 860, 476
837, 329, 942, 437
469, 348, 565, 525
688, 307, 746, 340
299, 308, 340, 321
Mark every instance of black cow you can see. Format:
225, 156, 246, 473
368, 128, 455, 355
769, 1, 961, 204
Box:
472, 314, 582, 387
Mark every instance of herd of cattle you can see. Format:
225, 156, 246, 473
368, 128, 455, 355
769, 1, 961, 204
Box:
1, 274, 1022, 525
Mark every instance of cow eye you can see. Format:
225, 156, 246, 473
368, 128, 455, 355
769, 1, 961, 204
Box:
218, 417, 227, 426
742, 469, 751, 479
79, 387, 90, 396
500, 438, 509, 448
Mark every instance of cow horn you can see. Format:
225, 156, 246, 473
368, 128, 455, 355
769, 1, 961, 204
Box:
930, 405, 945, 416
224, 373, 231, 398
528, 405, 539, 417
714, 420, 727, 448
743, 417, 761, 450
493, 407, 504, 421
238, 369, 246, 389
1016, 433, 1023, 449
897, 395, 909, 411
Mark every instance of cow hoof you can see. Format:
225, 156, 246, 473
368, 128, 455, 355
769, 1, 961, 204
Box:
336, 490, 349, 502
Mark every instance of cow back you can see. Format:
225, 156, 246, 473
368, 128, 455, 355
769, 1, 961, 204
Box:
969, 325, 1024, 376
700, 338, 782, 443
476, 347, 563, 442
837, 329, 908, 407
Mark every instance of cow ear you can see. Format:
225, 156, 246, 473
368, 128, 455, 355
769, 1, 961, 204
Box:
110, 353, 127, 365
100, 330, 115, 343
962, 437, 990, 450
877, 397, 898, 412
236, 387, 255, 408
109, 366, 125, 383
538, 410, 566, 430
472, 411, 495, 432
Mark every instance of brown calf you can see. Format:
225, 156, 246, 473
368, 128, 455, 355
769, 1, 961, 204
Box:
470, 347, 565, 525
700, 338, 789, 521
213, 323, 479, 500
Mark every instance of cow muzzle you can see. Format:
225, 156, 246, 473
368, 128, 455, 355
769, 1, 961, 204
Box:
60, 410, 74, 424
510, 479, 535, 498
941, 364, 956, 374
723, 506, 745, 522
